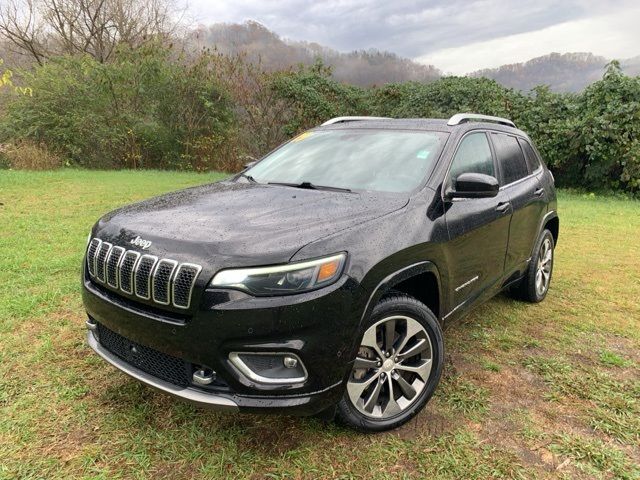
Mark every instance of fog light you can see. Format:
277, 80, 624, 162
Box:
229, 352, 307, 384
283, 355, 298, 368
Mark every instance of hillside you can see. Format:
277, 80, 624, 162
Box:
622, 55, 640, 77
189, 24, 638, 92
2, 20, 638, 92
188, 21, 441, 87
470, 52, 638, 92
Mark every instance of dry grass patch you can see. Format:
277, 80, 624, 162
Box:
1, 140, 63, 170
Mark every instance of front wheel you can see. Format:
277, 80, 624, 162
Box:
337, 293, 444, 432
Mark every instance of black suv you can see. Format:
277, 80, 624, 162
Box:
83, 113, 558, 432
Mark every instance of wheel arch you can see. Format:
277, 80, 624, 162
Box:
544, 214, 559, 246
360, 261, 442, 326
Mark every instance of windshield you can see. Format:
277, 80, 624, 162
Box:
246, 129, 448, 193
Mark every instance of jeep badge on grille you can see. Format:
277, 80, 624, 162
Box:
129, 236, 152, 250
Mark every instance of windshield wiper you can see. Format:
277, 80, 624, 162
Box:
268, 181, 352, 193
238, 173, 257, 183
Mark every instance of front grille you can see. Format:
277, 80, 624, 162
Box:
97, 323, 190, 387
86, 238, 201, 310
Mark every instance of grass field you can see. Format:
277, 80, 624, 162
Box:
1, 170, 639, 480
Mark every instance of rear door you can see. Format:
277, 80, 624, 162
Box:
491, 133, 546, 276
444, 131, 512, 310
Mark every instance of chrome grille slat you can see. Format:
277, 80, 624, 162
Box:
172, 263, 202, 309
134, 255, 158, 300
95, 242, 112, 283
119, 250, 140, 295
87, 238, 101, 276
106, 246, 125, 288
152, 259, 178, 305
86, 238, 202, 310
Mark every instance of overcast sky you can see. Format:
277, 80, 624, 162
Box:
187, 0, 640, 74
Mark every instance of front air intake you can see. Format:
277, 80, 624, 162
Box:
86, 238, 201, 310
96, 323, 190, 387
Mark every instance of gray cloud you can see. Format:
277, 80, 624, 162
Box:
188, 0, 638, 69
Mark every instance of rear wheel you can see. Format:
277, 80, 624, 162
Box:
514, 229, 554, 302
337, 293, 443, 432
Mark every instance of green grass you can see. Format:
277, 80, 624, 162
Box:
1, 171, 640, 479
599, 350, 629, 367
549, 434, 639, 479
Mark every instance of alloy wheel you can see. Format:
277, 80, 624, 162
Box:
346, 315, 433, 419
535, 237, 553, 296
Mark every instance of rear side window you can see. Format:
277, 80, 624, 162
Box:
449, 132, 494, 182
518, 138, 541, 172
492, 133, 528, 185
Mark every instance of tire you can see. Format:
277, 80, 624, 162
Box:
336, 293, 444, 432
514, 229, 555, 303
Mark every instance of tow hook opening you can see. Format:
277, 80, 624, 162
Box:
192, 367, 217, 386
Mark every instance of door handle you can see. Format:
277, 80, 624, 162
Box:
534, 187, 545, 197
496, 202, 511, 213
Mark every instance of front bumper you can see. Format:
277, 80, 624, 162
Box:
82, 270, 361, 415
87, 330, 239, 411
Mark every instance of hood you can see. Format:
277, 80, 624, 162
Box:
95, 180, 408, 267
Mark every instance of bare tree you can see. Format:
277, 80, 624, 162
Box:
0, 0, 48, 65
0, 0, 183, 63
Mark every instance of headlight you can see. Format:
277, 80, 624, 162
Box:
210, 253, 347, 296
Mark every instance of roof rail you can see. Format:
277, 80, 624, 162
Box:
321, 116, 389, 126
447, 113, 515, 128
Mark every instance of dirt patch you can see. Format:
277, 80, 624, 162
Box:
229, 415, 314, 456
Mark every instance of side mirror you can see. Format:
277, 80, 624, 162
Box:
447, 172, 499, 199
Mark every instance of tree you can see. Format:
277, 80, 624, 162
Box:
0, 0, 182, 64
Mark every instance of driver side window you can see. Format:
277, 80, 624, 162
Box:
449, 132, 494, 184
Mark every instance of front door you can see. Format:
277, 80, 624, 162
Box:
443, 131, 511, 311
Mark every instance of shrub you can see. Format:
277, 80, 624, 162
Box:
574, 62, 640, 191
0, 43, 235, 171
270, 60, 373, 136
511, 86, 579, 182
372, 76, 520, 118
206, 53, 297, 160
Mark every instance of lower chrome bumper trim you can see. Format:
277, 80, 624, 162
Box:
86, 331, 239, 412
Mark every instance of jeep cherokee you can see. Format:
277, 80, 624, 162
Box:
83, 113, 558, 431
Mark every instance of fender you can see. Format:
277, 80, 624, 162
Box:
359, 261, 442, 326
342, 261, 442, 367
